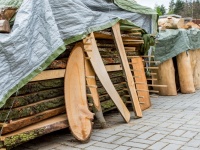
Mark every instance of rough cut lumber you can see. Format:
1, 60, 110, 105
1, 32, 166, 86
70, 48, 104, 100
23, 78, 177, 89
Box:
0, 114, 68, 148
190, 49, 200, 89
112, 23, 142, 118
0, 96, 65, 122
0, 106, 65, 135
158, 17, 184, 29
154, 59, 177, 96
131, 57, 151, 111
64, 43, 93, 142
3, 87, 64, 109
12, 79, 64, 96
85, 57, 107, 128
83, 33, 130, 123
177, 51, 195, 93
31, 69, 65, 82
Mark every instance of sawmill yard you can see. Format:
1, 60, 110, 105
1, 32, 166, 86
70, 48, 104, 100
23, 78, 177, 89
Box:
16, 91, 200, 150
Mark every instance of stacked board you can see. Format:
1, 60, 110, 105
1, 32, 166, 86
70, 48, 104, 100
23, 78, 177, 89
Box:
0, 23, 155, 149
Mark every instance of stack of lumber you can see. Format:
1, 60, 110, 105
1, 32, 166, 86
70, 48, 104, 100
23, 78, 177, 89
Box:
0, 23, 156, 149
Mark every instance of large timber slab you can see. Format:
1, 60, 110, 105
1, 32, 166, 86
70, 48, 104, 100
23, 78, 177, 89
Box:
64, 44, 93, 142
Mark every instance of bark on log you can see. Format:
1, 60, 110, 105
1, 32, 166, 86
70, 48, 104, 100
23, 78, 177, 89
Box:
177, 51, 195, 93
0, 96, 65, 122
155, 59, 177, 95
1, 106, 65, 135
46, 59, 67, 70
97, 83, 126, 95
11, 79, 64, 96
96, 76, 125, 88
158, 17, 184, 29
190, 49, 200, 89
0, 115, 68, 148
3, 88, 64, 109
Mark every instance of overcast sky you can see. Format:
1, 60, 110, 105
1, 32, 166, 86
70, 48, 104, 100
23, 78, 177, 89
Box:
135, 0, 171, 10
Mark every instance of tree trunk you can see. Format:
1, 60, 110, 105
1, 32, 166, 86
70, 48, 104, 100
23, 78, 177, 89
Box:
155, 59, 177, 95
190, 49, 200, 90
177, 51, 195, 94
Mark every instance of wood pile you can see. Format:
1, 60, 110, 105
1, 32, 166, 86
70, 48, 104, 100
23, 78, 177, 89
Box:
158, 16, 200, 30
0, 23, 156, 149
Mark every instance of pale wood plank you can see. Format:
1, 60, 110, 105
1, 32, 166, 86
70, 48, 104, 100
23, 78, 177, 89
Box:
31, 69, 65, 81
112, 23, 142, 118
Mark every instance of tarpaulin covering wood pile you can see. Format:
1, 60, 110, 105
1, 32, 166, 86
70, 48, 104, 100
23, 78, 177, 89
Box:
0, 0, 157, 107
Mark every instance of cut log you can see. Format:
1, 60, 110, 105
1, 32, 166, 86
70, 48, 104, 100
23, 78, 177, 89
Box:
112, 23, 142, 118
154, 59, 177, 95
190, 49, 200, 89
0, 114, 68, 148
0, 96, 65, 122
1, 106, 65, 135
177, 51, 195, 93
64, 43, 93, 142
131, 57, 151, 111
3, 87, 64, 109
84, 33, 130, 123
158, 17, 184, 29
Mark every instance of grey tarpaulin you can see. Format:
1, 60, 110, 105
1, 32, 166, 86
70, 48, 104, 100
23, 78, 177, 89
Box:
155, 28, 200, 63
0, 0, 157, 107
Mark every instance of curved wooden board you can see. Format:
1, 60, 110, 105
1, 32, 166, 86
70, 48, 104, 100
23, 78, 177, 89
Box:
64, 44, 94, 141
83, 33, 130, 123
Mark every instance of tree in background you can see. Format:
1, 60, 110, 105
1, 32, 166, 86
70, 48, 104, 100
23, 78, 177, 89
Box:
167, 0, 200, 19
174, 0, 184, 15
168, 0, 175, 14
155, 4, 166, 16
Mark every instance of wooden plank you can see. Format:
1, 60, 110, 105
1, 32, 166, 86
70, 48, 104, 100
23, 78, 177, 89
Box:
64, 43, 93, 142
1, 106, 65, 135
131, 57, 151, 111
0, 115, 68, 147
112, 23, 142, 118
31, 70, 65, 81
85, 55, 107, 128
83, 33, 130, 123
105, 64, 122, 72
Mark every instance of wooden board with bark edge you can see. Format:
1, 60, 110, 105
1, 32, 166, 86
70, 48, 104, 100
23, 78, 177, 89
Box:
0, 114, 68, 148
64, 43, 94, 142
83, 33, 130, 123
112, 23, 142, 118
1, 106, 65, 135
131, 57, 151, 111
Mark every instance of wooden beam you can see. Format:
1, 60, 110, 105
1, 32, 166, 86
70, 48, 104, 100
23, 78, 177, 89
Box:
112, 23, 142, 118
31, 69, 65, 81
